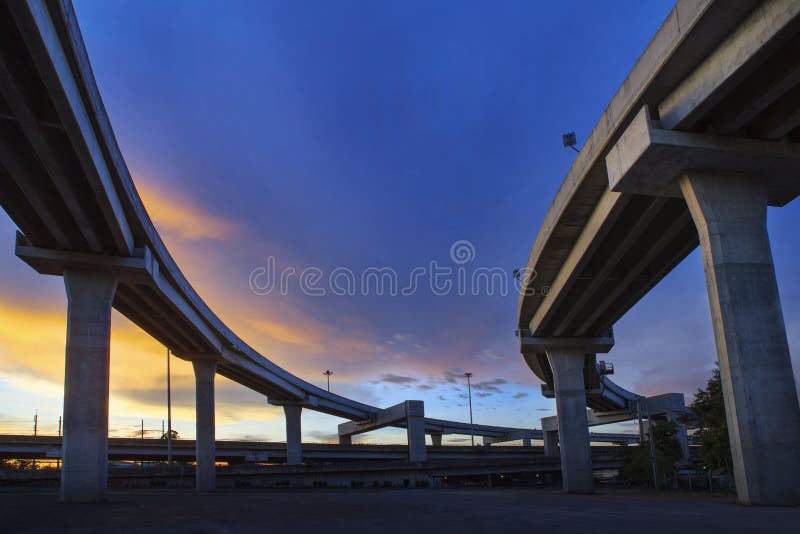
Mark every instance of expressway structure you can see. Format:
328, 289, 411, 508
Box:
518, 0, 800, 505
0, 0, 640, 503
0, 435, 636, 464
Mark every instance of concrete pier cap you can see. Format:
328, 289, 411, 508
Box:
337, 400, 427, 462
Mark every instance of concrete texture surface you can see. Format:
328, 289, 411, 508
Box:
1, 487, 798, 533
681, 172, 800, 505
60, 269, 117, 503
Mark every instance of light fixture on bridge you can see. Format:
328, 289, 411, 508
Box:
562, 131, 580, 153
597, 360, 614, 375
323, 369, 334, 392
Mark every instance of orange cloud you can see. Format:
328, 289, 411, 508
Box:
245, 317, 324, 351
136, 178, 239, 242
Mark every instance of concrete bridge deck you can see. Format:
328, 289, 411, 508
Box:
517, 0, 800, 504
0, 0, 561, 500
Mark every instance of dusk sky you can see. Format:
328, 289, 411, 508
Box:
1, 1, 798, 444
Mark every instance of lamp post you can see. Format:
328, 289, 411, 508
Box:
167, 348, 173, 466
465, 371, 474, 446
323, 369, 333, 392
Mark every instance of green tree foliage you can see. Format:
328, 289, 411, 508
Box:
618, 420, 683, 487
160, 429, 179, 440
653, 420, 683, 469
619, 421, 683, 487
689, 368, 731, 473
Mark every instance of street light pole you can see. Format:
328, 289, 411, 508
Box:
323, 369, 333, 392
465, 372, 474, 446
167, 348, 173, 466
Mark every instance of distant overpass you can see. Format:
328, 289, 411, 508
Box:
517, 0, 800, 505
0, 435, 635, 464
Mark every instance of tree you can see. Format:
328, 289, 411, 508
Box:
160, 429, 179, 440
689, 368, 731, 473
618, 420, 682, 487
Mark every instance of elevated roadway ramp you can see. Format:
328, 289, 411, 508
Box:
516, 0, 800, 503
0, 0, 556, 500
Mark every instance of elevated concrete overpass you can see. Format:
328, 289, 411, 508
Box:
0, 0, 562, 502
0, 434, 635, 464
518, 0, 800, 505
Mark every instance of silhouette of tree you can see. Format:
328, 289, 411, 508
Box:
689, 368, 731, 473
619, 420, 682, 487
160, 429, 179, 440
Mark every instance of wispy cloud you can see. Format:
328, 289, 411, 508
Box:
373, 373, 418, 385
137, 178, 240, 242
472, 378, 507, 393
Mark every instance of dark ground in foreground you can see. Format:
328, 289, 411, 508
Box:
0, 487, 797, 533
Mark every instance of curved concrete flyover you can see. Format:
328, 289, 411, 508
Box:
0, 0, 562, 502
517, 0, 800, 504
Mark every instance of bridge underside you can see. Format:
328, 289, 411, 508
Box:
518, 0, 800, 503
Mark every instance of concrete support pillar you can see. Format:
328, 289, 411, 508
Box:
543, 429, 559, 457
192, 359, 217, 491
547, 350, 593, 494
522, 437, 532, 448
405, 401, 427, 462
60, 270, 117, 503
283, 404, 303, 465
339, 434, 352, 446
430, 433, 443, 447
680, 172, 800, 506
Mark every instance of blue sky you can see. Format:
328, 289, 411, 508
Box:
0, 1, 797, 443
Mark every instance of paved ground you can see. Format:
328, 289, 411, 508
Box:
1, 487, 797, 533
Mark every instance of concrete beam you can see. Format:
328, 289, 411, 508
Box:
606, 106, 800, 206
0, 29, 102, 251
550, 195, 668, 337
658, 0, 800, 131
421, 418, 509, 439
339, 401, 426, 462
338, 401, 416, 437
573, 208, 695, 336
15, 233, 157, 283
517, 0, 718, 330
481, 429, 540, 445
710, 36, 800, 136
0, 130, 74, 248
680, 171, 800, 506
192, 359, 217, 491
60, 269, 117, 503
750, 84, 800, 139
11, 0, 134, 255
520, 334, 614, 354
526, 190, 630, 335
